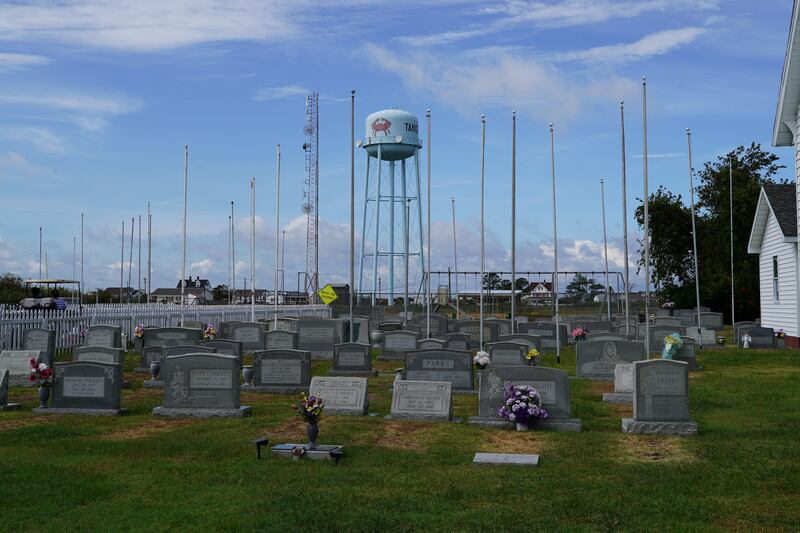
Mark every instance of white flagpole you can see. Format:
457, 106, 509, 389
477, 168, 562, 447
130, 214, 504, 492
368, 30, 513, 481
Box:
550, 123, 561, 364
147, 203, 151, 304
228, 214, 232, 304
138, 215, 142, 302
274, 145, 281, 330
120, 220, 124, 303
180, 145, 188, 326
729, 156, 736, 326
620, 101, 630, 336
642, 78, 651, 355
350, 90, 356, 342
451, 197, 459, 318
250, 177, 256, 321
479, 115, 486, 350
128, 216, 134, 303
511, 111, 517, 333
80, 212, 84, 306
72, 236, 76, 281
231, 201, 236, 304
426, 108, 432, 338
601, 178, 611, 320
687, 129, 703, 347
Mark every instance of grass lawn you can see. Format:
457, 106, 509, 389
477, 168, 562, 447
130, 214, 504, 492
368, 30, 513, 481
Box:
2, 342, 799, 532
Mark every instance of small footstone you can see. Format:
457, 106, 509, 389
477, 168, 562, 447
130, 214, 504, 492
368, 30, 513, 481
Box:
472, 452, 539, 466
602, 392, 632, 404
143, 380, 164, 389
1, 403, 22, 411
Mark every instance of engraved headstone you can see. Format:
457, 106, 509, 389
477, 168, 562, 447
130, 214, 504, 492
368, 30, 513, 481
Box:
84, 325, 122, 348
229, 322, 267, 353
73, 346, 125, 365
580, 320, 613, 333
518, 322, 567, 350
23, 328, 55, 366
674, 337, 698, 369
340, 316, 371, 344
485, 318, 512, 336
201, 339, 243, 359
497, 333, 542, 352
390, 380, 452, 421
329, 343, 373, 376
183, 320, 206, 331
0, 370, 21, 411
164, 345, 217, 357
485, 342, 527, 366
468, 366, 581, 431
586, 332, 632, 342
744, 326, 776, 349
381, 330, 419, 360
0, 350, 41, 387
35, 361, 125, 415
404, 349, 473, 391
265, 330, 298, 350
455, 321, 499, 350
576, 340, 646, 380
296, 318, 340, 359
602, 363, 633, 404
622, 359, 697, 435
653, 317, 683, 328
733, 321, 759, 343
379, 321, 403, 332
413, 315, 448, 338
153, 353, 251, 417
143, 327, 203, 349
309, 376, 368, 415
417, 338, 446, 350
218, 321, 243, 339
444, 332, 470, 351
250, 349, 311, 393
683, 327, 715, 347
646, 325, 687, 352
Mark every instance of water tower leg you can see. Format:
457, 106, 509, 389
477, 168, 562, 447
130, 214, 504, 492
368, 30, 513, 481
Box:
372, 147, 382, 306
358, 154, 371, 300
389, 159, 395, 306
402, 158, 408, 316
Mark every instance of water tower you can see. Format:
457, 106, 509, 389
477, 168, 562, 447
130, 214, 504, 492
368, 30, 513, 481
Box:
357, 108, 424, 305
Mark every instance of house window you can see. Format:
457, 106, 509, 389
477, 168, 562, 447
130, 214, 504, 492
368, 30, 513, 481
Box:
773, 256, 780, 302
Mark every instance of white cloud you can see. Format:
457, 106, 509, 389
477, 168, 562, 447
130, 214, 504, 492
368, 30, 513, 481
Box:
0, 152, 52, 178
0, 126, 67, 154
253, 85, 310, 102
0, 1, 298, 52
190, 259, 214, 274
554, 27, 707, 63
0, 52, 49, 72
0, 91, 142, 115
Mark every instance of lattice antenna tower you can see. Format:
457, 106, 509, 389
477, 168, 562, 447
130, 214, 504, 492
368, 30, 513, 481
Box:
302, 92, 320, 302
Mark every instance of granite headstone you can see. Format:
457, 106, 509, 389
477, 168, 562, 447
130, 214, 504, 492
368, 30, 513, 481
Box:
309, 376, 368, 415
576, 340, 646, 380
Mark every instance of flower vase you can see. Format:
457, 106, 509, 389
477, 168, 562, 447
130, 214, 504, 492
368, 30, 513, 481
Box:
150, 361, 161, 381
306, 420, 319, 449
661, 345, 674, 360
242, 366, 253, 386
515, 422, 529, 432
38, 386, 50, 408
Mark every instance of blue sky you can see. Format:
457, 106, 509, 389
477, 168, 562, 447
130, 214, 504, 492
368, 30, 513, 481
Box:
0, 0, 794, 295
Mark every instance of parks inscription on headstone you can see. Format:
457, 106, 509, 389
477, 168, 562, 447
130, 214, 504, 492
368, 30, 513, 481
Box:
404, 349, 473, 391
576, 340, 646, 380
250, 349, 311, 393
390, 380, 452, 421
329, 343, 373, 377
622, 359, 697, 435
309, 376, 368, 415
35, 361, 125, 415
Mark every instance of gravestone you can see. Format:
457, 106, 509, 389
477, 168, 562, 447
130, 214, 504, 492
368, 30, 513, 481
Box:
417, 338, 446, 350
23, 328, 55, 366
519, 322, 567, 350
734, 321, 759, 343
683, 327, 716, 347
201, 339, 243, 359
379, 321, 403, 332
229, 322, 267, 353
309, 376, 368, 415
153, 353, 251, 418
576, 340, 646, 380
296, 318, 340, 359
73, 346, 125, 365
485, 342, 528, 366
329, 343, 373, 377
455, 321, 499, 350
622, 359, 697, 435
138, 346, 164, 373
164, 345, 217, 357
694, 306, 711, 314
84, 325, 122, 348
183, 320, 206, 330
404, 324, 422, 334
655, 309, 672, 317
249, 349, 311, 393
674, 309, 697, 326
698, 312, 724, 330
653, 317, 683, 328
390, 380, 452, 421
497, 333, 542, 353
218, 321, 243, 339
265, 330, 298, 350
413, 315, 448, 338
485, 318, 512, 336
35, 361, 125, 415
341, 316, 371, 344
472, 452, 539, 466
581, 320, 613, 333
381, 330, 419, 360
143, 327, 203, 349
0, 370, 21, 411
444, 333, 470, 351
468, 366, 581, 431
603, 364, 633, 404
586, 332, 632, 342
744, 327, 776, 349
269, 317, 298, 332
0, 350, 41, 387
404, 349, 473, 392
648, 325, 687, 353
674, 337, 698, 369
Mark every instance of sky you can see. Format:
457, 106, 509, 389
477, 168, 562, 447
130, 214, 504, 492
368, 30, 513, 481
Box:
0, 0, 794, 297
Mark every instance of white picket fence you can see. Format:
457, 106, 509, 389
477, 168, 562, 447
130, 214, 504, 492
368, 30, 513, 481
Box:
0, 303, 330, 352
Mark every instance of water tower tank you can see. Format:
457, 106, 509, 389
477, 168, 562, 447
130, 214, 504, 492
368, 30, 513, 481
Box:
362, 108, 420, 161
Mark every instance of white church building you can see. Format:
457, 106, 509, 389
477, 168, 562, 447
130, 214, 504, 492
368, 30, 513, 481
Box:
749, 0, 800, 348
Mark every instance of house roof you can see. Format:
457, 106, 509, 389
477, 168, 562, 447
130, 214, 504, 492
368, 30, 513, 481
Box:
774, 0, 800, 146
152, 288, 206, 297
748, 184, 797, 253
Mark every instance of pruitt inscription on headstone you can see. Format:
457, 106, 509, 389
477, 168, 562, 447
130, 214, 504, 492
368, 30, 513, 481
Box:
265, 330, 298, 350
330, 343, 373, 376
603, 364, 634, 404
37, 361, 125, 415
73, 346, 125, 365
309, 376, 368, 415
153, 353, 251, 418
622, 359, 697, 435
23, 328, 55, 366
143, 327, 203, 349
297, 318, 340, 359
0, 350, 41, 387
390, 380, 452, 421
229, 322, 267, 353
250, 349, 311, 393
404, 349, 473, 391
444, 333, 470, 351
485, 342, 527, 366
576, 340, 646, 380
468, 366, 581, 431
381, 330, 419, 360
85, 325, 122, 348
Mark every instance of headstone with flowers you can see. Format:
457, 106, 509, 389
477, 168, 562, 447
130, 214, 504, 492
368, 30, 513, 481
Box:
271, 392, 344, 462
0, 350, 42, 387
34, 361, 125, 416
496, 382, 550, 431
309, 376, 368, 415
0, 370, 21, 411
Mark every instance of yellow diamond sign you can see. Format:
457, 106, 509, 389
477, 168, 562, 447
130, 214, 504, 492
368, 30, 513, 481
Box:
318, 284, 338, 305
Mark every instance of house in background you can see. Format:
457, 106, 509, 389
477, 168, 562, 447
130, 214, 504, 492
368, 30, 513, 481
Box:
151, 277, 213, 305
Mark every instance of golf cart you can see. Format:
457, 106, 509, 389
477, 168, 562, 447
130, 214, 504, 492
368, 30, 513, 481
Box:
20, 279, 82, 311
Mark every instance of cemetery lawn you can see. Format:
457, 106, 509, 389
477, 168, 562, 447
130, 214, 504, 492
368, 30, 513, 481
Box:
2, 347, 799, 532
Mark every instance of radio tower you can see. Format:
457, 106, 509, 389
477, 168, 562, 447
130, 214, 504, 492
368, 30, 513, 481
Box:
302, 92, 320, 302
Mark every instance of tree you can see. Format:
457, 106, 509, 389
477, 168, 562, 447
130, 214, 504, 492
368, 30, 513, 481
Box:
635, 143, 785, 321
0, 272, 26, 304
565, 274, 603, 302
212, 284, 229, 302
514, 277, 530, 292
482, 273, 509, 290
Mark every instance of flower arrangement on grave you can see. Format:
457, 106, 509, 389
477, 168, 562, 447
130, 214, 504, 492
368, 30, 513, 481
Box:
29, 359, 53, 387
134, 324, 145, 338
204, 324, 217, 340
526, 348, 540, 362
571, 327, 586, 342
497, 382, 548, 430
294, 393, 325, 422
775, 329, 786, 339
473, 351, 490, 370
662, 333, 683, 359
79, 326, 88, 339
741, 333, 752, 349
